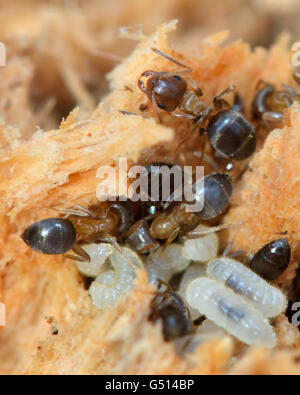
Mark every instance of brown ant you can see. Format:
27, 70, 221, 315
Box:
21, 200, 146, 262
252, 77, 300, 124
138, 48, 256, 161
149, 172, 233, 247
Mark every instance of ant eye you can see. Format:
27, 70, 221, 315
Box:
172, 75, 181, 80
158, 103, 166, 109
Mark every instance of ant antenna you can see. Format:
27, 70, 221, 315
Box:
151, 48, 192, 71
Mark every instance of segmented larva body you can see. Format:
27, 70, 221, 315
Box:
185, 277, 277, 348
182, 225, 219, 262
178, 264, 206, 320
207, 258, 287, 317
76, 243, 114, 277
89, 246, 143, 311
145, 243, 190, 285
145, 228, 219, 286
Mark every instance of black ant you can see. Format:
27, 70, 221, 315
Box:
252, 77, 300, 124
124, 162, 183, 254
149, 281, 192, 341
21, 200, 146, 262
138, 48, 256, 161
125, 170, 233, 253
149, 172, 233, 246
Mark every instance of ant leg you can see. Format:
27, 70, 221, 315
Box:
119, 110, 140, 116
293, 72, 300, 86
164, 227, 181, 247
192, 150, 219, 171
255, 78, 270, 91
222, 239, 234, 257
189, 108, 211, 135
281, 83, 297, 96
157, 278, 172, 291
178, 110, 210, 147
100, 235, 143, 270
262, 111, 283, 125
170, 112, 196, 121
63, 244, 91, 263
192, 131, 220, 171
185, 76, 203, 97
183, 223, 241, 240
226, 250, 246, 259
99, 236, 122, 253
60, 206, 93, 218
212, 85, 235, 111
222, 227, 245, 259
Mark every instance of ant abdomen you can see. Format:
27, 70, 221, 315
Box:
250, 238, 291, 281
206, 110, 256, 161
125, 219, 159, 254
195, 172, 233, 220
21, 218, 76, 255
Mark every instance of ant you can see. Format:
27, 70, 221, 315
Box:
125, 170, 233, 254
138, 48, 256, 161
21, 199, 146, 262
124, 162, 184, 254
149, 172, 233, 246
149, 280, 192, 341
252, 77, 300, 124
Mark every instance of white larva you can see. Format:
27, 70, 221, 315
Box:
75, 243, 114, 277
185, 277, 277, 348
89, 246, 143, 311
178, 264, 206, 320
182, 225, 219, 263
207, 258, 287, 318
145, 243, 190, 285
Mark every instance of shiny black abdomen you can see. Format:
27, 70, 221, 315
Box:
21, 218, 76, 255
207, 110, 256, 160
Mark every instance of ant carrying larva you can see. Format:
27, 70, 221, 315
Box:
138, 48, 256, 162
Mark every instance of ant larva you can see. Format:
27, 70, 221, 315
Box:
21, 200, 146, 262
138, 48, 256, 161
207, 257, 287, 318
149, 172, 233, 246
185, 277, 277, 348
249, 238, 291, 281
180, 240, 289, 347
89, 244, 143, 311
149, 282, 192, 341
252, 78, 300, 124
